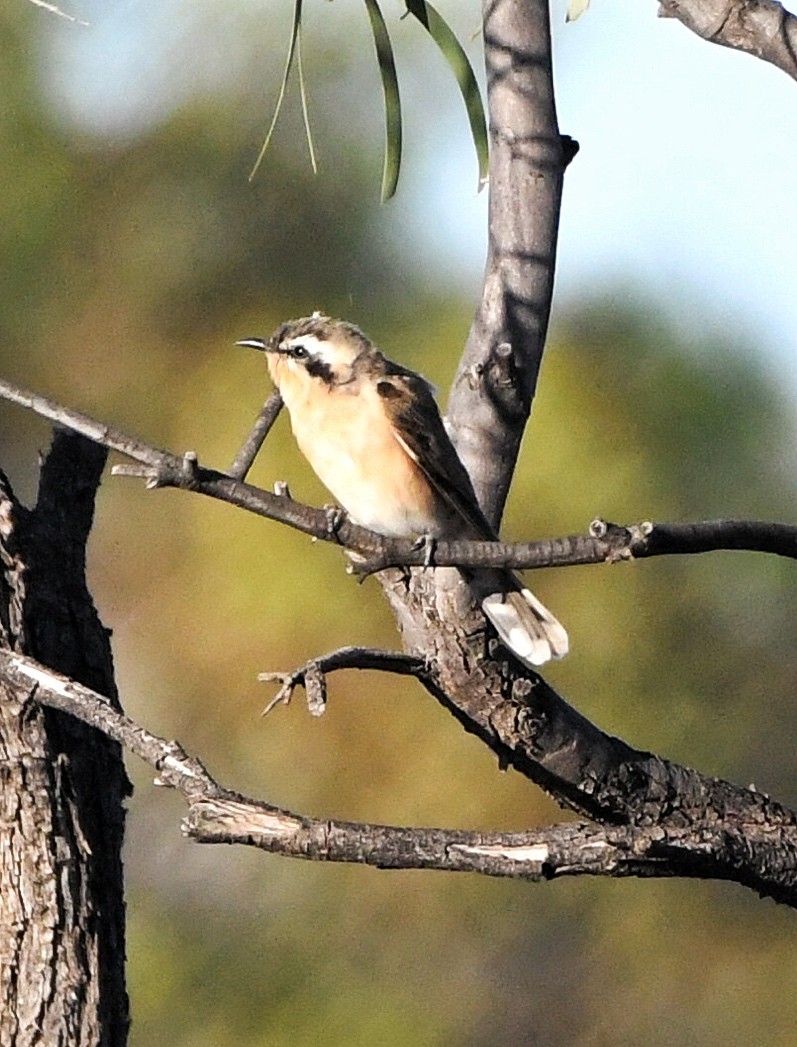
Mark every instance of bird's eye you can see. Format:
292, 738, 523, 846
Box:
290, 344, 308, 360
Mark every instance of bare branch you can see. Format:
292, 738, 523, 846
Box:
4, 378, 793, 580
351, 517, 797, 574
5, 649, 797, 901
0, 375, 391, 553
228, 392, 283, 481
258, 646, 426, 716
5, 382, 797, 888
2, 651, 218, 802
659, 0, 797, 82
0, 378, 169, 468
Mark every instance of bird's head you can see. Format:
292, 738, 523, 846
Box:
237, 314, 376, 395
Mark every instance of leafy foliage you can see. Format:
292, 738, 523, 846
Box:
248, 0, 487, 199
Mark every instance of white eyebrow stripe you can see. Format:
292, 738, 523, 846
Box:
284, 335, 327, 356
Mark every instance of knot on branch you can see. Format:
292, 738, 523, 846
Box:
589, 518, 653, 562
112, 451, 202, 491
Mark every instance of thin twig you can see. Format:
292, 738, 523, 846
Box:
258, 646, 427, 715
228, 392, 283, 480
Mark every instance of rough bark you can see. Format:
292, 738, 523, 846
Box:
0, 431, 130, 1047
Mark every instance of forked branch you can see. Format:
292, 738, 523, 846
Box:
258, 646, 426, 716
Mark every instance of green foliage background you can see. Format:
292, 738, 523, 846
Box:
2, 4, 797, 1046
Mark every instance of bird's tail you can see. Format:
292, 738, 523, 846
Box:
481, 584, 568, 667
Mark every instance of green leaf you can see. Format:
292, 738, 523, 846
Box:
404, 1, 489, 189
363, 0, 402, 201
249, 0, 305, 182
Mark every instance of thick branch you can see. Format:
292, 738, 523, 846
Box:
659, 0, 797, 82
4, 392, 797, 901
5, 650, 797, 902
0, 432, 130, 1046
448, 0, 570, 526
5, 383, 797, 843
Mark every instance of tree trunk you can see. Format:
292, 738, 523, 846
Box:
0, 431, 130, 1047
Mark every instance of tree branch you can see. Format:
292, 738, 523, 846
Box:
3, 410, 797, 904
350, 517, 797, 574
5, 377, 793, 577
4, 649, 797, 902
659, 0, 797, 82
227, 391, 283, 480
0, 375, 391, 553
258, 646, 426, 716
4, 393, 797, 902
448, 0, 570, 527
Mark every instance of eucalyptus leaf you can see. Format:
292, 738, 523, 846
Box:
249, 0, 304, 182
364, 0, 403, 201
405, 0, 489, 188
296, 25, 318, 174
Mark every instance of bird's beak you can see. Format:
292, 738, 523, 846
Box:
236, 337, 270, 353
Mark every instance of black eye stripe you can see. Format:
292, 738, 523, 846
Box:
304, 356, 334, 383
279, 340, 334, 384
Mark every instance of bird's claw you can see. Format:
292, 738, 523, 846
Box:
324, 504, 347, 541
412, 533, 437, 569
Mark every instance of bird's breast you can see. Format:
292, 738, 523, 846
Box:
282, 381, 441, 538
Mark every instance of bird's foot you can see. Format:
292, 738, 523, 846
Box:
323, 504, 348, 541
412, 533, 437, 569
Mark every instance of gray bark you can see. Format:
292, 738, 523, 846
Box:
0, 432, 129, 1047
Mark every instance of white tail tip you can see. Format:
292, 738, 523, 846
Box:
482, 589, 568, 667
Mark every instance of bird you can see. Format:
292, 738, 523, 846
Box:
237, 314, 568, 667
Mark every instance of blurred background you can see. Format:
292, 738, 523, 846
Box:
2, 1, 797, 1044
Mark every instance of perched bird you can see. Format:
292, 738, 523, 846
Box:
238, 314, 568, 667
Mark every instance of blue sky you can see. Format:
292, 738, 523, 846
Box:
412, 1, 797, 374
40, 0, 797, 382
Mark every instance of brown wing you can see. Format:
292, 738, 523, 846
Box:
376, 363, 569, 667
375, 367, 497, 541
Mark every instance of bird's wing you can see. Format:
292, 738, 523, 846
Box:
375, 368, 496, 540
376, 365, 569, 667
